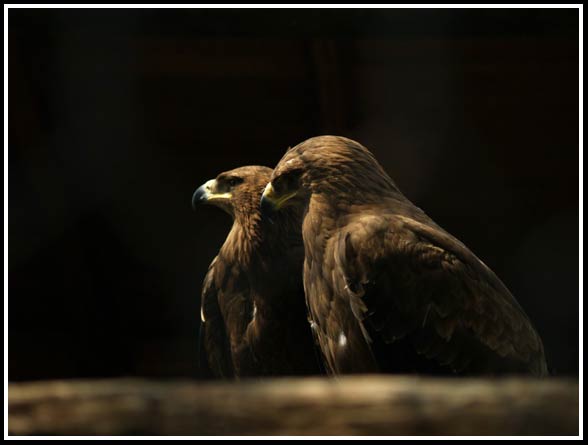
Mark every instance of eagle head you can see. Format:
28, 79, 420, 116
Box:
193, 166, 273, 219
260, 135, 398, 218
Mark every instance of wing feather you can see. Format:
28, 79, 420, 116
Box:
333, 213, 548, 376
200, 256, 234, 378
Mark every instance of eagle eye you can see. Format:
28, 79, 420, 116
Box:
221, 176, 243, 188
227, 177, 242, 187
272, 176, 285, 193
273, 168, 303, 194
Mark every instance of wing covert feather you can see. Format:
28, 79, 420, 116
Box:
332, 213, 547, 376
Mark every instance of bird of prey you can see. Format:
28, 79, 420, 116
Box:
193, 165, 320, 378
260, 136, 548, 376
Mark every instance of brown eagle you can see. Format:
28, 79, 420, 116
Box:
260, 136, 548, 376
193, 165, 320, 378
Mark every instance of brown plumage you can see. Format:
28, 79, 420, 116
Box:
260, 136, 548, 376
193, 166, 320, 378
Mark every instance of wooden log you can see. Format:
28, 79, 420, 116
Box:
8, 376, 579, 436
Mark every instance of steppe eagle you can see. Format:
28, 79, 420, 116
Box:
193, 166, 320, 378
260, 136, 548, 376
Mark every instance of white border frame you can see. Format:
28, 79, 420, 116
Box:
3, 3, 583, 440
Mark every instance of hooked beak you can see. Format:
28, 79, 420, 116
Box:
260, 181, 298, 220
192, 179, 231, 210
192, 182, 209, 209
259, 182, 275, 219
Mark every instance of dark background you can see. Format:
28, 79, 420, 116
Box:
9, 8, 579, 380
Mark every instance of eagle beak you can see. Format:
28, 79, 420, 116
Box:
192, 180, 211, 209
260, 182, 297, 220
192, 179, 232, 210
260, 183, 276, 219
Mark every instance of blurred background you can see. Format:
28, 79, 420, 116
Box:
8, 8, 579, 380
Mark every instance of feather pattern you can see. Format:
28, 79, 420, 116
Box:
272, 136, 548, 376
198, 166, 320, 378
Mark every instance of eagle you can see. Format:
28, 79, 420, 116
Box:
193, 165, 320, 378
260, 136, 548, 376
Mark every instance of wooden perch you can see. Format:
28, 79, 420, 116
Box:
8, 376, 579, 436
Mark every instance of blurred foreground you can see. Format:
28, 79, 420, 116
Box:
8, 376, 578, 436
